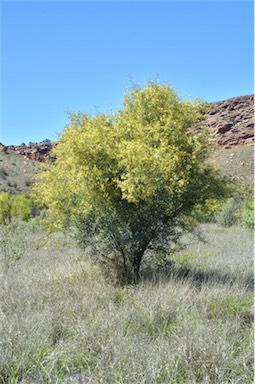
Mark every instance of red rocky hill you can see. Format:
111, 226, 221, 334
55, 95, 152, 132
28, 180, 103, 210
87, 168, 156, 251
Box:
1, 94, 253, 162
0, 142, 57, 162
202, 94, 254, 148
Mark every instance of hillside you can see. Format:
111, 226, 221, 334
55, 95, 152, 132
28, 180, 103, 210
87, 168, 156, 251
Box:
0, 151, 40, 195
0, 142, 56, 194
202, 94, 254, 148
0, 94, 253, 194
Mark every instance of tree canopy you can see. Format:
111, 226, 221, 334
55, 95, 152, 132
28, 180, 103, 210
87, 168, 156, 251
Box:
34, 82, 227, 283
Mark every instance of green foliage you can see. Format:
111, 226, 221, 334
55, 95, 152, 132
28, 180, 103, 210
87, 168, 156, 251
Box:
0, 192, 11, 224
0, 192, 32, 224
213, 184, 254, 229
10, 194, 31, 221
171, 250, 214, 270
240, 197, 254, 229
207, 294, 253, 319
214, 197, 238, 227
192, 197, 223, 223
34, 81, 227, 283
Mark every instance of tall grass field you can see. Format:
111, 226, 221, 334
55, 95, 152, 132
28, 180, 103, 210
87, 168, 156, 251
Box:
0, 221, 253, 383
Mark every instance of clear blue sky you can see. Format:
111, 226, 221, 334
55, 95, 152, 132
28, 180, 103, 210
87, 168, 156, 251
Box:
1, 1, 254, 145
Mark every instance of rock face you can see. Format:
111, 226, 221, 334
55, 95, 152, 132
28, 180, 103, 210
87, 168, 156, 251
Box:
1, 94, 254, 162
0, 142, 57, 162
202, 94, 254, 148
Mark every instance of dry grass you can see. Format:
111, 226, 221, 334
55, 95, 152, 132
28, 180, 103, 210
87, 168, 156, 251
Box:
0, 221, 253, 383
210, 145, 254, 186
0, 153, 40, 195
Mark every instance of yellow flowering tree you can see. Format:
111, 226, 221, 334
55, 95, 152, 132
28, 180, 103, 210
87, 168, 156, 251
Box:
34, 82, 226, 283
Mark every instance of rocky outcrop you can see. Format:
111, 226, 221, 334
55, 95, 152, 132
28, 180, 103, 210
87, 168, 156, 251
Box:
202, 95, 254, 148
0, 142, 57, 162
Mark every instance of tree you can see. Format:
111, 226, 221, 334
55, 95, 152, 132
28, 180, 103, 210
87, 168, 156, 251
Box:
34, 82, 227, 283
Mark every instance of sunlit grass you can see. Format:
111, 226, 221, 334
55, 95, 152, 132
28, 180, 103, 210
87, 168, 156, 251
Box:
0, 222, 253, 383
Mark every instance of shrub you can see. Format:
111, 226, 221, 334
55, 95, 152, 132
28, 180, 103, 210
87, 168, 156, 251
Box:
214, 184, 254, 229
0, 192, 11, 224
10, 194, 32, 221
240, 198, 254, 229
0, 192, 32, 224
214, 197, 238, 227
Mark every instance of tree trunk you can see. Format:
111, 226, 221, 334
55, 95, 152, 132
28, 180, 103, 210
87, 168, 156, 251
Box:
132, 251, 143, 284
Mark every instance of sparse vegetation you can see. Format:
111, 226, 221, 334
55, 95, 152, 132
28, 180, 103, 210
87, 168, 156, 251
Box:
0, 221, 253, 383
0, 152, 40, 195
210, 145, 254, 186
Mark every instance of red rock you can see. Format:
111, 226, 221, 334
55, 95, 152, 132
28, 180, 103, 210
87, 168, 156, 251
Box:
2, 142, 57, 162
200, 94, 254, 148
215, 123, 233, 134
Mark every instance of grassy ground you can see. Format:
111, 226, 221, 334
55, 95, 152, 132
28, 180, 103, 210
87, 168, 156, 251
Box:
210, 145, 254, 186
0, 221, 253, 383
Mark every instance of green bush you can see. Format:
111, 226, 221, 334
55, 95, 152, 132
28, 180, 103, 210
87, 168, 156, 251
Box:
0, 192, 32, 224
240, 198, 254, 229
214, 197, 238, 227
213, 183, 254, 229
10, 194, 32, 221
0, 192, 11, 224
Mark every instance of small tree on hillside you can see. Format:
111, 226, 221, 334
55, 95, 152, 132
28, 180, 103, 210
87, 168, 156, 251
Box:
34, 82, 227, 283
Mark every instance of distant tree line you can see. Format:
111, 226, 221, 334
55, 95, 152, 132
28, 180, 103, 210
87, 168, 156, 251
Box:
21, 139, 51, 146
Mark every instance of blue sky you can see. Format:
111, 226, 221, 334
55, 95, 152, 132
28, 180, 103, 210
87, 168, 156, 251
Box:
1, 1, 254, 145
